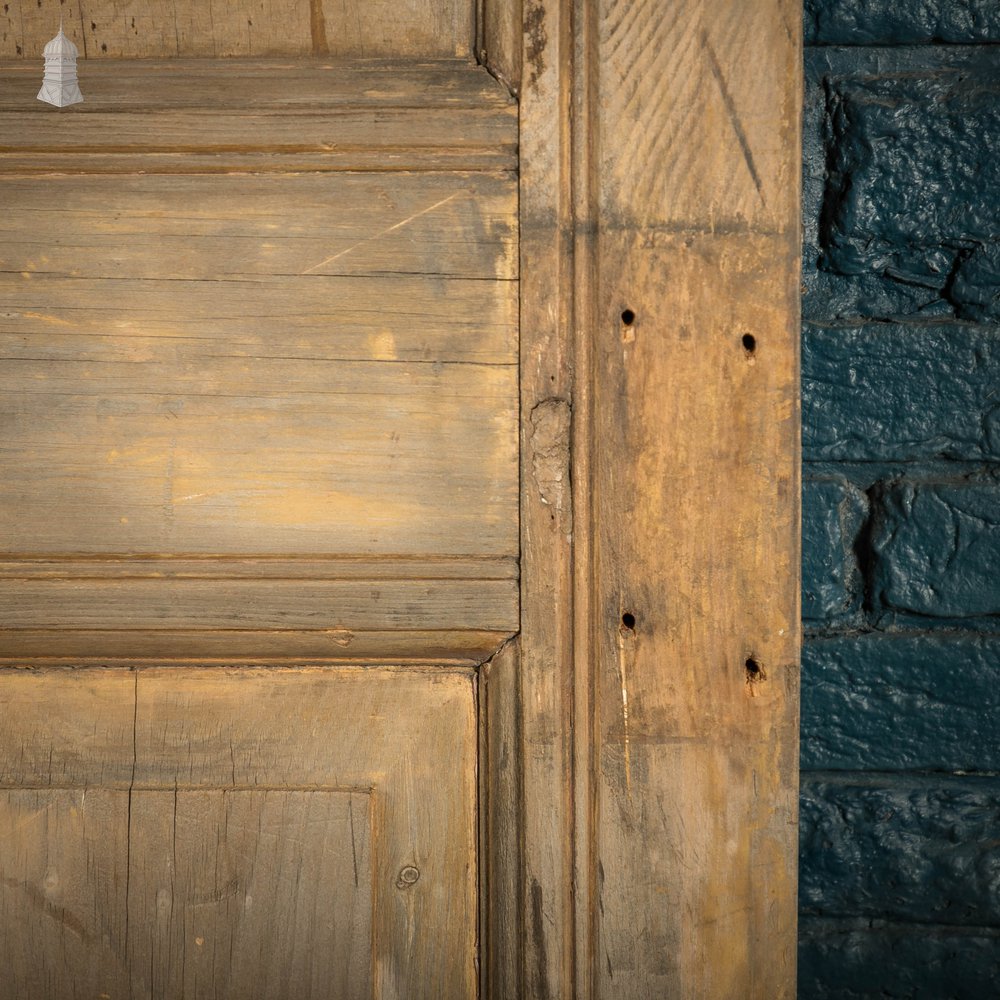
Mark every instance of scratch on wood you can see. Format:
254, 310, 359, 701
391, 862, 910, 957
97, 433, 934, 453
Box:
20, 311, 74, 327
301, 193, 461, 273
348, 795, 359, 888
617, 626, 631, 794
701, 31, 766, 204
1, 877, 90, 940
77, 4, 88, 60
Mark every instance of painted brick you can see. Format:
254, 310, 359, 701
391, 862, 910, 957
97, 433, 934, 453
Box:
803, 322, 1000, 462
799, 775, 1000, 926
801, 31, 1000, 1000
821, 66, 1000, 322
805, 0, 1000, 46
800, 917, 1000, 1000
802, 478, 867, 623
801, 634, 1000, 771
872, 480, 1000, 617
802, 50, 1000, 323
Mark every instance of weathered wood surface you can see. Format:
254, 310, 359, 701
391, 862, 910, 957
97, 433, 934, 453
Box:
0, 555, 517, 662
0, 627, 513, 663
0, 173, 516, 280
0, 59, 513, 108
0, 173, 518, 555
127, 789, 372, 1000
511, 0, 801, 996
509, 0, 579, 994
589, 0, 801, 996
481, 0, 522, 95
0, 64, 518, 659
0, 578, 515, 630
481, 638, 521, 999
0, 666, 477, 998
0, 0, 474, 59
0, 60, 517, 172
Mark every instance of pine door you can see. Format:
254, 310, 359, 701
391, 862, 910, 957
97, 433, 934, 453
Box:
0, 2, 803, 998
0, 5, 515, 996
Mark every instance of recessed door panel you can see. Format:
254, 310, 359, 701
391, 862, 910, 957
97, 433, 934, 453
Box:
0, 59, 519, 662
0, 667, 477, 999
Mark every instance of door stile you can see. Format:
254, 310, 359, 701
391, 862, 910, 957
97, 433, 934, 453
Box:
487, 0, 802, 995
482, 0, 591, 995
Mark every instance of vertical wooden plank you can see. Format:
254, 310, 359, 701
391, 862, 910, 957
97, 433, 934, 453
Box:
589, 0, 801, 996
517, 0, 579, 996
515, 0, 801, 995
482, 640, 521, 999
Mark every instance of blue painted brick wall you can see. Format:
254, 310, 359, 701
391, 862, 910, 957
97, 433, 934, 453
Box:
801, 7, 1000, 997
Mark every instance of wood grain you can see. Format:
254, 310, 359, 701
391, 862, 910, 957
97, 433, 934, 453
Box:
481, 638, 520, 999
481, 0, 522, 95
588, 0, 801, 996
0, 60, 517, 172
0, 59, 515, 109
0, 789, 131, 999
0, 577, 517, 630
510, 0, 801, 995
0, 666, 477, 998
593, 233, 800, 998
0, 556, 518, 661
127, 789, 372, 1000
0, 348, 517, 553
0, 627, 513, 663
0, 65, 519, 659
1, 1, 474, 59
0, 173, 516, 280
0, 788, 375, 999
512, 0, 580, 991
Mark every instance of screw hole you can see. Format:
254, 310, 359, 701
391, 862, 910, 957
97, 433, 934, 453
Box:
621, 612, 636, 631
621, 309, 636, 327
741, 333, 757, 354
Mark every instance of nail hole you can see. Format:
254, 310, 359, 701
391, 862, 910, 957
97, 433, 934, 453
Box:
741, 333, 757, 354
745, 657, 763, 679
621, 612, 636, 631
621, 309, 636, 326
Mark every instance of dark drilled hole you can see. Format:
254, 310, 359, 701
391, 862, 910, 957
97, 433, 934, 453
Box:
621, 309, 636, 326
621, 612, 636, 631
745, 657, 763, 679
742, 332, 757, 354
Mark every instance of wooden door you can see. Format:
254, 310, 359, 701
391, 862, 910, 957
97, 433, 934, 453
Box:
0, 5, 514, 996
0, 2, 801, 998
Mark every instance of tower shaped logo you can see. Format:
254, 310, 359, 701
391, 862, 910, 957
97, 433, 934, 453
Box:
37, 24, 83, 108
